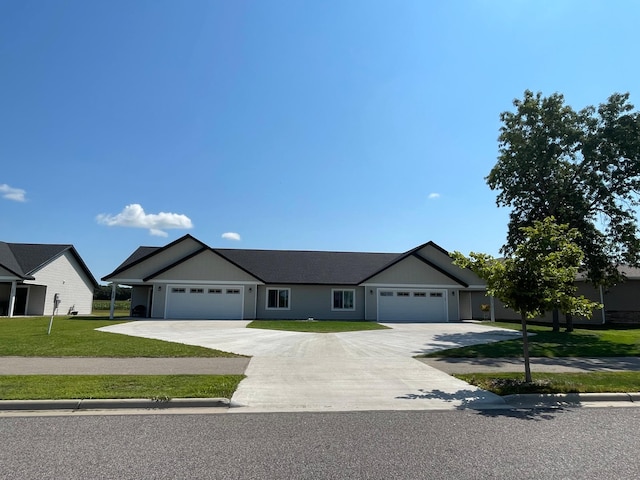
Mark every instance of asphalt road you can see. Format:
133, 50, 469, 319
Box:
2, 408, 639, 479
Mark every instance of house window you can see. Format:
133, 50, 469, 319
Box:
190, 288, 204, 294
267, 288, 290, 309
332, 289, 355, 311
171, 288, 186, 293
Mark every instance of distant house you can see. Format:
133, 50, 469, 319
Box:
0, 242, 98, 317
102, 234, 486, 322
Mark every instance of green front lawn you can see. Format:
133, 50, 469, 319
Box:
422, 322, 640, 358
0, 316, 242, 357
0, 375, 245, 400
247, 319, 389, 333
457, 372, 640, 395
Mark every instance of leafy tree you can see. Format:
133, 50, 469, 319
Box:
487, 90, 640, 330
452, 218, 600, 382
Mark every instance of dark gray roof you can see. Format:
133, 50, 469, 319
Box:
0, 241, 98, 286
103, 234, 401, 285
218, 249, 400, 284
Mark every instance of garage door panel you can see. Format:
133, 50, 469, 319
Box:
378, 289, 446, 322
166, 286, 243, 319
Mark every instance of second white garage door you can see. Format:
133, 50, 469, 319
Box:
166, 286, 244, 320
378, 289, 447, 322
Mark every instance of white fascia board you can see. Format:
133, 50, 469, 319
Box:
152, 280, 264, 285
360, 283, 460, 289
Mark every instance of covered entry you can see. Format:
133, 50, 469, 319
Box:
378, 288, 447, 322
165, 285, 244, 319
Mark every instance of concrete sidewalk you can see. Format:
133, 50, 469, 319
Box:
0, 357, 249, 375
419, 357, 640, 374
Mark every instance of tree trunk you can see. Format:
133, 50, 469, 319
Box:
552, 309, 560, 332
520, 313, 532, 383
565, 313, 574, 333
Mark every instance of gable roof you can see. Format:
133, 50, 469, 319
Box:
102, 234, 208, 280
358, 241, 470, 287
0, 241, 98, 286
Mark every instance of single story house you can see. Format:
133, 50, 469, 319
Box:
0, 242, 98, 317
102, 234, 488, 322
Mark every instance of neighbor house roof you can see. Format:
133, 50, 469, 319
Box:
0, 241, 98, 286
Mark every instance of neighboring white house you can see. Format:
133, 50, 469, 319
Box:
0, 242, 98, 317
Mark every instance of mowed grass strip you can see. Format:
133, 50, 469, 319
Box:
457, 372, 640, 395
247, 320, 389, 333
0, 316, 242, 357
422, 322, 640, 358
0, 375, 245, 400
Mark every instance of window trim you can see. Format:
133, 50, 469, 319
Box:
331, 289, 356, 311
266, 288, 291, 310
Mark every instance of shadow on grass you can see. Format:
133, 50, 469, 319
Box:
412, 329, 522, 356
418, 328, 640, 358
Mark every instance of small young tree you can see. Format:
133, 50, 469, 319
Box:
451, 217, 600, 382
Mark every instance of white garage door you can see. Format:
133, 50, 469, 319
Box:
166, 286, 244, 320
378, 289, 447, 322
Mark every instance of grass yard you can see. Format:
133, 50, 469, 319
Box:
421, 322, 640, 358
0, 375, 245, 400
0, 316, 242, 357
457, 372, 640, 395
247, 319, 389, 333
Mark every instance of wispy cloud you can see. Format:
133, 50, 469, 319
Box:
428, 193, 441, 199
96, 203, 193, 237
0, 183, 26, 202
222, 232, 241, 241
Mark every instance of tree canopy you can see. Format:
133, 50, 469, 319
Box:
487, 90, 640, 288
452, 218, 600, 381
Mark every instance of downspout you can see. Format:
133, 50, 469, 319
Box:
599, 285, 606, 325
8, 281, 17, 318
109, 283, 117, 320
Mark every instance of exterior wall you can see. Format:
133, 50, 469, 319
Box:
151, 284, 167, 318
25, 285, 46, 316
256, 285, 365, 320
112, 237, 203, 281
24, 251, 94, 315
365, 255, 462, 286
151, 250, 258, 283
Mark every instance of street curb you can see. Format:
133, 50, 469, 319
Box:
0, 398, 230, 411
503, 392, 637, 407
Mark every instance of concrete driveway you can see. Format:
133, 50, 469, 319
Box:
99, 321, 520, 412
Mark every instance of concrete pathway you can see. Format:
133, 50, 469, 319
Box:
419, 356, 640, 374
98, 321, 521, 412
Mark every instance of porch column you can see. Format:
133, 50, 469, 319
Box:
109, 283, 117, 320
8, 281, 17, 318
489, 295, 496, 322
599, 285, 606, 325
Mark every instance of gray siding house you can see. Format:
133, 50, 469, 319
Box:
0, 242, 98, 317
102, 234, 487, 322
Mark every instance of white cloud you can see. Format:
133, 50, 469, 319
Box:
428, 193, 441, 199
222, 232, 241, 241
96, 204, 193, 236
0, 184, 26, 202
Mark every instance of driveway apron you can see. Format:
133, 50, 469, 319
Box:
99, 321, 520, 412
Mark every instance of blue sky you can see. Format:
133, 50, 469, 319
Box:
1, 0, 638, 282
